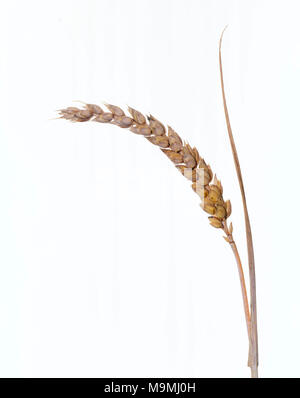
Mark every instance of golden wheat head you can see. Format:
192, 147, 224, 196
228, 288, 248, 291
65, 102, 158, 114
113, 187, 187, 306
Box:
58, 103, 232, 229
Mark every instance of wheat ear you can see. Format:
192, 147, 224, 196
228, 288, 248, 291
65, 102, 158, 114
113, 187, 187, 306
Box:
58, 102, 252, 374
58, 103, 232, 227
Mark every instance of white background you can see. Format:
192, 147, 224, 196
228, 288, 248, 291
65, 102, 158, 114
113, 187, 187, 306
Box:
0, 0, 299, 378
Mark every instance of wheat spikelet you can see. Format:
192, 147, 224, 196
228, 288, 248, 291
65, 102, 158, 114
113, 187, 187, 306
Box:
58, 103, 232, 229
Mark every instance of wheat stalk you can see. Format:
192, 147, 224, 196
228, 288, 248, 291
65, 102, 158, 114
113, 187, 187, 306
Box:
58, 101, 253, 375
219, 27, 258, 378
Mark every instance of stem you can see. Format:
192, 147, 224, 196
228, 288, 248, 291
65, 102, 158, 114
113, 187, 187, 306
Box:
223, 222, 251, 342
219, 27, 259, 378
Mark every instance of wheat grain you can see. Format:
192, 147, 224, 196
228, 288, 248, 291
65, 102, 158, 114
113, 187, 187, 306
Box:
58, 103, 232, 228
